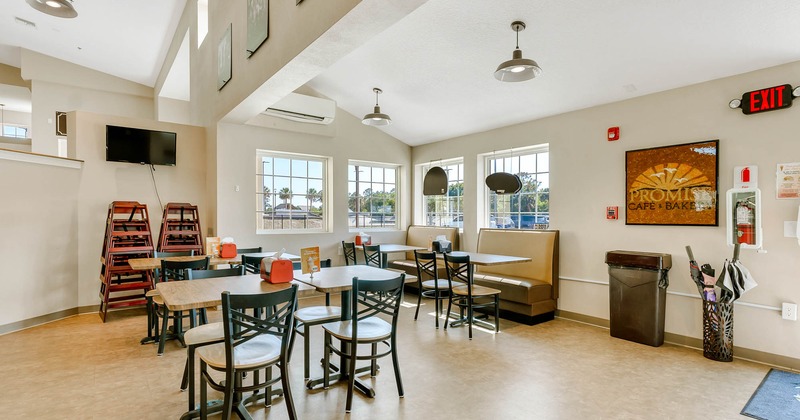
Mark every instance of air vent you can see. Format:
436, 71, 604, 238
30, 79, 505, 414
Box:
262, 93, 335, 125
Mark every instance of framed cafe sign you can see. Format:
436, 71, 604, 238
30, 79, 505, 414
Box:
626, 140, 719, 226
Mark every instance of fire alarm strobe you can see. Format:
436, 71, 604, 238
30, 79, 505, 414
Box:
608, 127, 620, 141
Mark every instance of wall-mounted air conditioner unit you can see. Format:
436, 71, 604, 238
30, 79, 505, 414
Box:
262, 93, 336, 125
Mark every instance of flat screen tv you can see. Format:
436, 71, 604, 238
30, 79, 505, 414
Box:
105, 125, 177, 166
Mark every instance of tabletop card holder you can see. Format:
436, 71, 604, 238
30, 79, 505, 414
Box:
260, 258, 293, 283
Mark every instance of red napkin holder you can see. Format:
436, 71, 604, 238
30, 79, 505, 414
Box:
220, 243, 237, 258
260, 259, 293, 283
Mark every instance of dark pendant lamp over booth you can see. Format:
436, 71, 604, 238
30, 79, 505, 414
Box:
485, 172, 522, 194
423, 166, 448, 195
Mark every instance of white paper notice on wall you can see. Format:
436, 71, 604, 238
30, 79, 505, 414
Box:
733, 165, 758, 189
776, 162, 800, 199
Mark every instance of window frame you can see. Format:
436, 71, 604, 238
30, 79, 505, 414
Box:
1, 124, 28, 139
420, 158, 464, 229
484, 145, 550, 230
255, 150, 330, 234
348, 160, 400, 231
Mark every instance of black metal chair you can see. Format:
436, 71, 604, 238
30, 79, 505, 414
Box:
414, 250, 461, 329
198, 285, 298, 420
362, 244, 382, 267
286, 259, 338, 380
180, 266, 245, 410
154, 256, 210, 355
145, 250, 195, 340
236, 246, 262, 255
342, 241, 358, 265
241, 255, 266, 274
322, 274, 405, 413
443, 253, 501, 340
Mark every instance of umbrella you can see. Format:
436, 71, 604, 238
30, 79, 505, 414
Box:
701, 263, 717, 302
685, 246, 706, 296
716, 243, 758, 303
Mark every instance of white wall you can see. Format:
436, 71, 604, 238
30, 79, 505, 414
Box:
412, 60, 800, 360
215, 107, 411, 264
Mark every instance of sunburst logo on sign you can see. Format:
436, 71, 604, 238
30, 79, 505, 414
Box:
628, 163, 715, 212
630, 163, 711, 192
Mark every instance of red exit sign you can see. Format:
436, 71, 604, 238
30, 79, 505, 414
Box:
739, 84, 793, 115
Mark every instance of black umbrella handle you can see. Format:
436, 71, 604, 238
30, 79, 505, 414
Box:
685, 246, 696, 261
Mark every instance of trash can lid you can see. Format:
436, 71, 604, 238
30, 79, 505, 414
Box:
605, 250, 672, 270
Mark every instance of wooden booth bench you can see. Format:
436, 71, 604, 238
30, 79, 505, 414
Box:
473, 228, 559, 325
388, 225, 460, 280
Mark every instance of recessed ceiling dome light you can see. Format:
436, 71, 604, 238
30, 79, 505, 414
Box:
26, 0, 78, 18
362, 87, 392, 126
494, 21, 542, 82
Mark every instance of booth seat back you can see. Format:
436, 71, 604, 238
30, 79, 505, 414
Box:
405, 225, 460, 259
476, 228, 559, 297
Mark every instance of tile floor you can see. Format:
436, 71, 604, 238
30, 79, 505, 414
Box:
0, 295, 771, 419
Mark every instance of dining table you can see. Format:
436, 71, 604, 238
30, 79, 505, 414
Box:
292, 265, 415, 398
356, 243, 427, 268
156, 273, 314, 420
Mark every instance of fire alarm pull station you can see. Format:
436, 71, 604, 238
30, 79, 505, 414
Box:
607, 127, 620, 141
607, 206, 619, 220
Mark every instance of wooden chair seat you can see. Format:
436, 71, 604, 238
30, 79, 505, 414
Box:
322, 317, 392, 341
184, 322, 223, 346
294, 306, 341, 324
198, 335, 282, 370
452, 284, 501, 297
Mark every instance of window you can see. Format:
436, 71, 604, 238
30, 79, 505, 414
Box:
486, 146, 549, 230
421, 159, 464, 228
197, 0, 209, 46
2, 124, 28, 139
348, 161, 399, 229
256, 150, 328, 233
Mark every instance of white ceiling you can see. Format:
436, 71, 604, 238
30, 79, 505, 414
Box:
0, 0, 186, 87
2, 0, 800, 146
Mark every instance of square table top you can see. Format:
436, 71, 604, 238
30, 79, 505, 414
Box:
292, 265, 410, 294
155, 273, 313, 311
127, 252, 300, 271
355, 244, 427, 254
438, 251, 531, 266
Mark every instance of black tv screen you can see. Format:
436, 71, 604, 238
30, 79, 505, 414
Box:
106, 125, 177, 166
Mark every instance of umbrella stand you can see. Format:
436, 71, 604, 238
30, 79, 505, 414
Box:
702, 299, 734, 362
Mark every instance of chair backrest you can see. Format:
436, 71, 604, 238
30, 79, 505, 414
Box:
220, 285, 298, 366
292, 258, 332, 270
161, 256, 210, 283
414, 250, 442, 289
342, 241, 357, 265
362, 244, 381, 267
350, 274, 405, 341
443, 253, 472, 296
188, 265, 244, 280
237, 246, 262, 255
241, 255, 265, 274
155, 250, 195, 258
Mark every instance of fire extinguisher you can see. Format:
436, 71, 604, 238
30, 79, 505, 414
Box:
735, 200, 755, 245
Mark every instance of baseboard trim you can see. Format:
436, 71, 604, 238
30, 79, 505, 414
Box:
0, 308, 81, 336
556, 309, 800, 371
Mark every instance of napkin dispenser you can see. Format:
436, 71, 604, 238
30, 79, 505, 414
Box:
260, 259, 293, 283
220, 243, 237, 258
432, 240, 452, 254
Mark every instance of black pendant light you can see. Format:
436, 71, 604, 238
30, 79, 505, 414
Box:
486, 172, 522, 194
423, 166, 448, 196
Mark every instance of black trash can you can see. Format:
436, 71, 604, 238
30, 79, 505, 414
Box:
605, 251, 672, 347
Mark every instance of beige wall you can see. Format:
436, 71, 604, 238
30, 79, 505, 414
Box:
412, 60, 800, 359
215, 107, 411, 264
70, 111, 207, 307
0, 157, 80, 326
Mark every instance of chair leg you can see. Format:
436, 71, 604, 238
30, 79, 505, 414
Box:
433, 293, 441, 329
444, 296, 452, 330
158, 307, 170, 355
391, 335, 404, 397
264, 366, 273, 407
494, 295, 500, 333
467, 299, 473, 340
323, 332, 331, 389
181, 355, 189, 391
221, 367, 234, 420
303, 324, 311, 380
199, 361, 208, 419
325, 292, 331, 307
370, 343, 378, 377
187, 346, 196, 411
287, 319, 297, 364
414, 289, 422, 320
345, 339, 357, 413
280, 361, 297, 420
